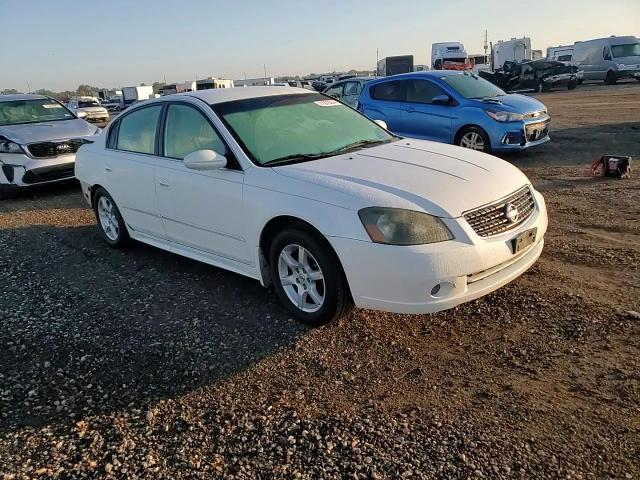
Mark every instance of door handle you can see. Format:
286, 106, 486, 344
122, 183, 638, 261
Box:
157, 177, 169, 187
104, 166, 112, 172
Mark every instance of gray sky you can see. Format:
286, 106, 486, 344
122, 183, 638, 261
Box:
1, 0, 638, 91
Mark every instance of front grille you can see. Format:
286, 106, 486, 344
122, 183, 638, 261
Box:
26, 139, 85, 159
22, 164, 75, 184
522, 110, 546, 120
463, 186, 536, 237
525, 121, 550, 142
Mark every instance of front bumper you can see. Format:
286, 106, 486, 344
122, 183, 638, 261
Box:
616, 68, 640, 80
330, 189, 548, 314
0, 152, 76, 187
495, 118, 551, 151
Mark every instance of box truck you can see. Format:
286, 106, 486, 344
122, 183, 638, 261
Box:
377, 55, 414, 76
122, 86, 155, 107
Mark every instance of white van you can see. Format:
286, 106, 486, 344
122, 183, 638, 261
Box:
547, 45, 574, 64
572, 36, 640, 84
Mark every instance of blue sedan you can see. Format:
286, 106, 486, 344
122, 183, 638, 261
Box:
357, 71, 550, 153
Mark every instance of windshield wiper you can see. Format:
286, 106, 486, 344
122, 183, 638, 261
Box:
262, 152, 332, 166
263, 139, 389, 166
331, 138, 387, 154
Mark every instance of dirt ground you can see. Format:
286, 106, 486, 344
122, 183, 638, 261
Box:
0, 82, 639, 479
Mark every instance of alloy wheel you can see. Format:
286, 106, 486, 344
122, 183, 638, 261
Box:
277, 244, 325, 313
97, 196, 120, 241
460, 131, 485, 151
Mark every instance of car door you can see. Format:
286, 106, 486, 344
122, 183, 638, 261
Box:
155, 102, 249, 267
102, 104, 165, 239
342, 81, 362, 108
400, 79, 453, 142
364, 80, 406, 134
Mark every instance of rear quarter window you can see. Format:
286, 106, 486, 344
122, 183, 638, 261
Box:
370, 80, 406, 102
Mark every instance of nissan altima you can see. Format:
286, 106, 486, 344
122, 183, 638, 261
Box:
75, 87, 548, 326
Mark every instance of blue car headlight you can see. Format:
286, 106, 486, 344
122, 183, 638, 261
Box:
485, 110, 524, 122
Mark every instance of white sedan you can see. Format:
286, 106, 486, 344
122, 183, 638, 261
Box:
75, 87, 547, 326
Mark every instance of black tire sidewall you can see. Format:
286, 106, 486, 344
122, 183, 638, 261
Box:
93, 187, 129, 247
457, 126, 491, 153
269, 229, 346, 326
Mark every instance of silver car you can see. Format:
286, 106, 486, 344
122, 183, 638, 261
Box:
0, 94, 99, 198
573, 36, 640, 84
323, 77, 378, 108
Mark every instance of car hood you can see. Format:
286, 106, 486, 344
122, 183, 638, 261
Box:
0, 119, 96, 144
473, 93, 546, 114
273, 139, 531, 218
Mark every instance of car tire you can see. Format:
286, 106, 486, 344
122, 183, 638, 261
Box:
92, 187, 130, 248
577, 79, 584, 85
567, 80, 577, 90
605, 71, 617, 85
269, 228, 353, 326
457, 126, 491, 153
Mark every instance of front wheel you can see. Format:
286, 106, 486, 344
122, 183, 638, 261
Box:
457, 126, 490, 153
269, 229, 353, 326
605, 71, 617, 85
567, 80, 577, 90
93, 187, 130, 248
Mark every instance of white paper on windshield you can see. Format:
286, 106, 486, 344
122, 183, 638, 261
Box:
42, 104, 63, 109
314, 100, 340, 107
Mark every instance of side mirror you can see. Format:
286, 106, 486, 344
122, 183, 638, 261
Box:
76, 111, 88, 119
184, 149, 227, 170
373, 119, 388, 130
432, 94, 451, 105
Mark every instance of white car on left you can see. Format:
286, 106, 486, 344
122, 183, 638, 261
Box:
66, 97, 109, 124
0, 94, 100, 198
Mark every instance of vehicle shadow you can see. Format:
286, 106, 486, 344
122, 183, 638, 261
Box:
496, 121, 640, 167
0, 223, 306, 433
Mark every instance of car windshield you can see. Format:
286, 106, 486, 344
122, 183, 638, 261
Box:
0, 98, 74, 126
441, 73, 506, 99
213, 93, 395, 166
78, 100, 100, 108
611, 43, 640, 58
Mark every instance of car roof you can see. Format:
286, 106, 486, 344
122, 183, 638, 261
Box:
0, 94, 49, 102
368, 71, 464, 85
176, 86, 313, 105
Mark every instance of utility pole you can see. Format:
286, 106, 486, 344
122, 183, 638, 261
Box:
263, 64, 267, 85
26, 80, 31, 93
484, 30, 488, 57
376, 48, 379, 76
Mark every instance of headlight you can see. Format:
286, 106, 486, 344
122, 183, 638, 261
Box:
485, 110, 524, 122
358, 207, 453, 245
0, 139, 24, 154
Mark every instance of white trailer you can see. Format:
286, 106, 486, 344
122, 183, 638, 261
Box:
546, 45, 574, 64
491, 37, 532, 71
431, 42, 468, 70
122, 85, 155, 106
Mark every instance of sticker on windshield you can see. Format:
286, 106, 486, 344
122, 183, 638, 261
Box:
314, 99, 340, 107
42, 104, 63, 109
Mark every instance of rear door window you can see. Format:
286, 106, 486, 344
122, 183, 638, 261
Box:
370, 80, 406, 102
116, 105, 162, 155
405, 80, 446, 104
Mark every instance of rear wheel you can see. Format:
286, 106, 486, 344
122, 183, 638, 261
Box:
605, 71, 617, 85
93, 187, 130, 248
457, 126, 490, 153
269, 229, 353, 326
567, 80, 577, 90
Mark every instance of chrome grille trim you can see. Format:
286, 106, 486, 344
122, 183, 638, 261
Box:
463, 186, 536, 237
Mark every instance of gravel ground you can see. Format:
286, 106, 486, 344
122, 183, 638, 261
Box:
0, 83, 639, 479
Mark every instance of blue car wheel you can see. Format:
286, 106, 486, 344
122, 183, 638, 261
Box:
456, 126, 491, 152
